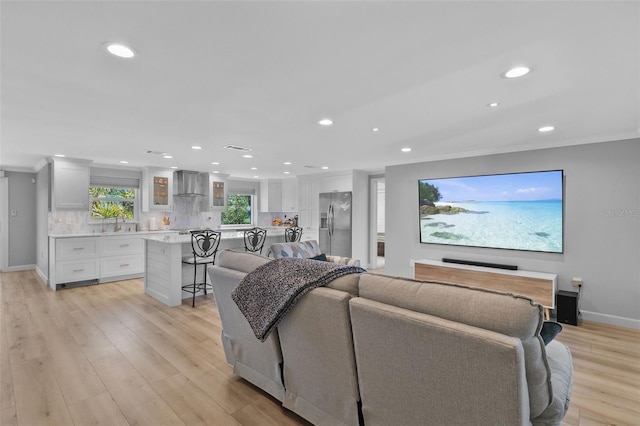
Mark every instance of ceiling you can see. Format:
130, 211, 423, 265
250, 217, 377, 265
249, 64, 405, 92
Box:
1, 1, 638, 179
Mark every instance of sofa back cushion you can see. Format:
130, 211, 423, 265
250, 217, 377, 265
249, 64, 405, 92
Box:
357, 273, 552, 418
350, 297, 530, 425
270, 240, 322, 259
216, 248, 270, 273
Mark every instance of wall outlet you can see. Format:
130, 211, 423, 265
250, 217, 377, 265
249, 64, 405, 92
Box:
571, 277, 583, 287
409, 258, 415, 267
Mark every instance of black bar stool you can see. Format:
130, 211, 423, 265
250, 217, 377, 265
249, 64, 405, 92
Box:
243, 227, 267, 254
285, 226, 303, 242
182, 230, 221, 307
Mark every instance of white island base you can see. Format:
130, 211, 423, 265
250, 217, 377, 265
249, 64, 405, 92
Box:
143, 230, 286, 306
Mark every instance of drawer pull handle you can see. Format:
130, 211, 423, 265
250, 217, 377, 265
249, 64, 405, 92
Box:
120, 264, 130, 267
73, 247, 85, 250
120, 244, 130, 247
73, 269, 85, 272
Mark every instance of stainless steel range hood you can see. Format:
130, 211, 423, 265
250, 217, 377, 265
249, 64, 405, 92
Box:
174, 170, 206, 196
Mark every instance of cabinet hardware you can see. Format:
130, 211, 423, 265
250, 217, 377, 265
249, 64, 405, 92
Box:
73, 269, 85, 272
120, 264, 130, 267
120, 244, 130, 247
73, 247, 85, 250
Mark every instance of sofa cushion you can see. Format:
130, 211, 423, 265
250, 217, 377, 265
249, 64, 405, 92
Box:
216, 248, 271, 273
358, 273, 553, 418
532, 340, 574, 425
326, 255, 361, 267
270, 240, 322, 259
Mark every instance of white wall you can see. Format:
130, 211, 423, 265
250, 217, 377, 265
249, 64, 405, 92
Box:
36, 164, 50, 279
385, 138, 640, 328
6, 171, 37, 269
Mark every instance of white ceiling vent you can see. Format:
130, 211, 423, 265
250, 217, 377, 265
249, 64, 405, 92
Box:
223, 144, 252, 152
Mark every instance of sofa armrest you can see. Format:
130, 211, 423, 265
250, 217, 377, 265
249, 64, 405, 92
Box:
532, 340, 574, 425
326, 255, 361, 267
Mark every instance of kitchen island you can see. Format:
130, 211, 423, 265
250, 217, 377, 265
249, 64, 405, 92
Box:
143, 229, 287, 306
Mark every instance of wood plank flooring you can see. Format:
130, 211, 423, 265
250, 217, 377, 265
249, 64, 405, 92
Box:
1, 270, 639, 425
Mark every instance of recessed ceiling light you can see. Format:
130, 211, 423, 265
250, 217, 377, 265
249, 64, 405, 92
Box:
119, 161, 128, 164
538, 126, 555, 132
242, 154, 253, 158
104, 43, 136, 59
318, 118, 333, 126
170, 166, 178, 169
253, 175, 259, 178
191, 146, 202, 150
211, 162, 220, 165
283, 161, 292, 165
321, 166, 329, 170
502, 66, 531, 78
54, 154, 65, 157
372, 128, 379, 132
213, 171, 219, 174
487, 102, 500, 107
401, 147, 412, 152
251, 167, 257, 170
163, 155, 173, 159
284, 171, 290, 175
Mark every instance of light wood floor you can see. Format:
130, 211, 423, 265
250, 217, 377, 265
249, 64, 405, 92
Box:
1, 270, 639, 426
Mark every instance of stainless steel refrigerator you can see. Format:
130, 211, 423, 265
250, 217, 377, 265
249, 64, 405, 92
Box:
319, 191, 352, 257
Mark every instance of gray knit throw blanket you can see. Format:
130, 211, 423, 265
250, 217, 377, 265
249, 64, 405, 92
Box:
231, 258, 365, 341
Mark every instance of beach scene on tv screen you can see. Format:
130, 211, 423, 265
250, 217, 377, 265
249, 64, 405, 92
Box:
419, 171, 563, 253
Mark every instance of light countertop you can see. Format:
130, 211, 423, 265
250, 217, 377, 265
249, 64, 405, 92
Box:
49, 230, 178, 238
143, 228, 287, 244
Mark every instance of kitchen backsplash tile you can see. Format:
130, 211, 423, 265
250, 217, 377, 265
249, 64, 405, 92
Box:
48, 199, 295, 235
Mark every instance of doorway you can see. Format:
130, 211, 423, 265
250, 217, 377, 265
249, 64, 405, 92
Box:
0, 176, 8, 271
369, 177, 385, 271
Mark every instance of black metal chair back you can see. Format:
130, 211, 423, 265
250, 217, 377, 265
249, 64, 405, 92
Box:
182, 230, 221, 307
285, 226, 303, 242
191, 229, 221, 259
244, 227, 267, 254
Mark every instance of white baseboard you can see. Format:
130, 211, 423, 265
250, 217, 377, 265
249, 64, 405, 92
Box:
35, 266, 49, 285
6, 264, 36, 272
582, 310, 640, 329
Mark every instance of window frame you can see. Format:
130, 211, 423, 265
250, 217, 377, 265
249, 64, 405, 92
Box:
88, 185, 140, 224
220, 192, 255, 228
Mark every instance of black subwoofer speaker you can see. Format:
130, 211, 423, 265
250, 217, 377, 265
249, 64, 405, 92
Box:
556, 290, 579, 326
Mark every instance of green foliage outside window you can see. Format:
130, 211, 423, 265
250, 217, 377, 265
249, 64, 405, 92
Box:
90, 187, 136, 220
221, 194, 252, 225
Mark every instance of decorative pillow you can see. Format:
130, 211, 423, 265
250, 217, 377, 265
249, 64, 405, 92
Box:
540, 321, 563, 345
310, 253, 328, 261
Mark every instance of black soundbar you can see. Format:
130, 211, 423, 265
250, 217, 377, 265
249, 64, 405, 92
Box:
442, 258, 518, 271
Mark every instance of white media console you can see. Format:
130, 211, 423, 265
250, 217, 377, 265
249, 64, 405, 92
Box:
414, 259, 557, 319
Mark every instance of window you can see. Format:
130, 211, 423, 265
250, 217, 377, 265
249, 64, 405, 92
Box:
221, 194, 253, 226
89, 186, 137, 222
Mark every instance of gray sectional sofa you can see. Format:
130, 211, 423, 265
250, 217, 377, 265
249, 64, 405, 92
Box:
208, 248, 573, 426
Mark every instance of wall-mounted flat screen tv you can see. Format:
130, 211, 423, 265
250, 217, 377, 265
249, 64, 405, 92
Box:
418, 170, 564, 253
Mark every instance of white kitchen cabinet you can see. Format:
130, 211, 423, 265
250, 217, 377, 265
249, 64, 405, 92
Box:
101, 235, 145, 280
142, 167, 174, 212
208, 173, 228, 212
49, 234, 146, 289
319, 173, 352, 193
298, 177, 320, 237
281, 178, 298, 212
260, 179, 283, 212
52, 237, 100, 288
50, 157, 92, 211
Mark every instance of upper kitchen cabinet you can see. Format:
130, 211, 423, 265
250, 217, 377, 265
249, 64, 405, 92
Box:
260, 179, 283, 212
260, 178, 298, 212
208, 173, 228, 212
142, 167, 174, 212
50, 157, 92, 211
281, 178, 298, 212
